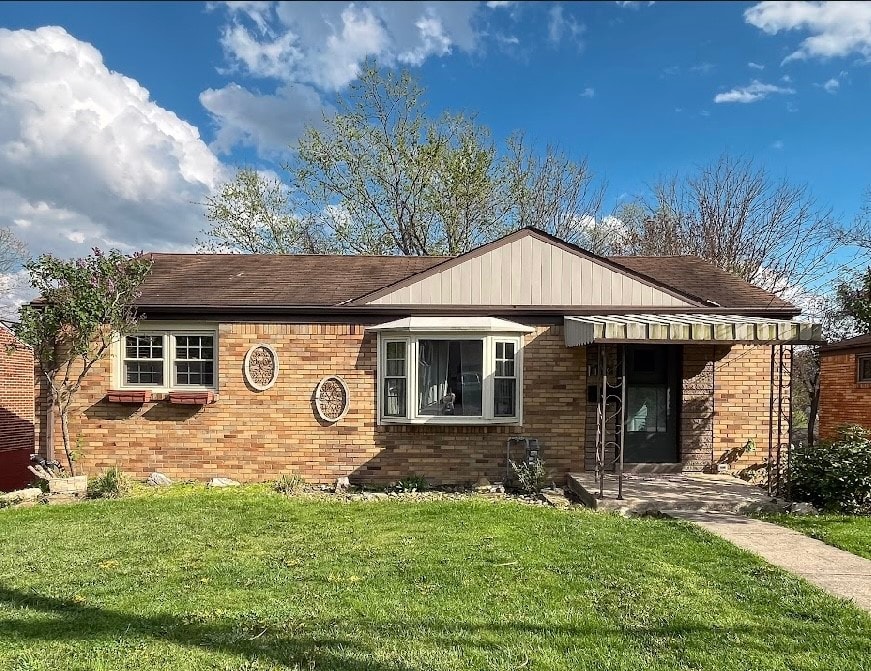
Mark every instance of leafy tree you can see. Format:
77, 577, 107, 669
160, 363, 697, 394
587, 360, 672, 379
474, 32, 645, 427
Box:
613, 154, 837, 294
15, 250, 152, 474
836, 267, 871, 332
0, 226, 27, 314
201, 63, 603, 256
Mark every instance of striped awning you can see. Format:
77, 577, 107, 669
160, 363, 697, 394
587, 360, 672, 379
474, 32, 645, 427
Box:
564, 314, 823, 347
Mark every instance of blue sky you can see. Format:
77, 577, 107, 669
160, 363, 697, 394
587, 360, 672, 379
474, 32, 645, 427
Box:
0, 0, 869, 274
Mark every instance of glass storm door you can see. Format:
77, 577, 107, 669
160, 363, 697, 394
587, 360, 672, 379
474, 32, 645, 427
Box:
623, 345, 680, 463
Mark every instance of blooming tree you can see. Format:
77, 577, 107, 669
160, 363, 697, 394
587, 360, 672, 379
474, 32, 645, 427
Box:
15, 249, 152, 474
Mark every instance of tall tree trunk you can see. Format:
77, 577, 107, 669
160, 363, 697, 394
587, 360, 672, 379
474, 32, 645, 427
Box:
807, 383, 819, 448
59, 404, 75, 476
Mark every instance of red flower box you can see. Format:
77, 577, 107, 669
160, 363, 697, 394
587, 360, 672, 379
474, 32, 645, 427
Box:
107, 390, 152, 404
168, 391, 217, 405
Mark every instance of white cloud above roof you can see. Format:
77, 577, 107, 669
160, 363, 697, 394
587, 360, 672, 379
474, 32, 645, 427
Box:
714, 80, 795, 103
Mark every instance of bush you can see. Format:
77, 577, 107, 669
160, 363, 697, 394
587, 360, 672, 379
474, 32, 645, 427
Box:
510, 457, 550, 495
791, 425, 871, 514
274, 473, 306, 496
88, 466, 133, 499
393, 475, 429, 493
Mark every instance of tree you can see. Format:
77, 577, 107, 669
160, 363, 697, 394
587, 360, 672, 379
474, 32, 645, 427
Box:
0, 226, 27, 314
201, 63, 604, 256
613, 154, 837, 294
836, 267, 871, 332
15, 250, 152, 474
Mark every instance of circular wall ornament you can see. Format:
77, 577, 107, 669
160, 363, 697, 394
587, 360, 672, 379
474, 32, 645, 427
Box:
315, 375, 350, 422
244, 344, 279, 391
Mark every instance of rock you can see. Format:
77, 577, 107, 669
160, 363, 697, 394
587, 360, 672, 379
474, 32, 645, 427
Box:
789, 501, 819, 516
48, 476, 88, 496
0, 487, 42, 505
474, 476, 491, 491
147, 472, 172, 487
208, 477, 240, 488
335, 476, 350, 493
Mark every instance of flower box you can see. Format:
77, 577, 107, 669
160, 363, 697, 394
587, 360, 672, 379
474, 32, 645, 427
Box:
168, 391, 217, 405
107, 390, 152, 404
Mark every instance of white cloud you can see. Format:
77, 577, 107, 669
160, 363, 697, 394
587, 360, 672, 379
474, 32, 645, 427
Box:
713, 80, 795, 103
486, 1, 513, 7
615, 1, 655, 8
771, 139, 784, 150
211, 2, 483, 155
581, 87, 595, 98
745, 1, 871, 63
0, 26, 226, 264
821, 77, 840, 93
748, 61, 765, 69
200, 83, 327, 155
548, 5, 585, 46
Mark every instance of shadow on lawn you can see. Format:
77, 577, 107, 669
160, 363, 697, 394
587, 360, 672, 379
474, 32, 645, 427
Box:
0, 584, 869, 667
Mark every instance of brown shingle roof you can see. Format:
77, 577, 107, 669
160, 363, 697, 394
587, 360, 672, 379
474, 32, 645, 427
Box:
136, 248, 796, 313
609, 256, 795, 311
138, 253, 449, 308
821, 333, 871, 353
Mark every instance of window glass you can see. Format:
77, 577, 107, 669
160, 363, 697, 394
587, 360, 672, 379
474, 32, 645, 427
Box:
383, 341, 407, 417
859, 356, 871, 382
494, 340, 517, 417
418, 340, 483, 416
626, 386, 668, 433
124, 335, 164, 385
174, 335, 215, 386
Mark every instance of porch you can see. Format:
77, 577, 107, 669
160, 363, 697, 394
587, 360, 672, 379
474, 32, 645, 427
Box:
566, 471, 783, 515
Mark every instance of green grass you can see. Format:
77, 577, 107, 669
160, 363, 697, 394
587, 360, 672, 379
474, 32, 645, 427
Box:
760, 514, 871, 560
0, 487, 869, 671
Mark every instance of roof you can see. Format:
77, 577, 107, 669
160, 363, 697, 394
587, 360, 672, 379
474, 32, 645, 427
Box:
820, 333, 871, 353
134, 229, 798, 315
138, 253, 449, 308
610, 256, 794, 311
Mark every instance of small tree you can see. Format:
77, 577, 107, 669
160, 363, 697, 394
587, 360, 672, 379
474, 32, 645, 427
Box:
836, 267, 871, 332
15, 249, 152, 474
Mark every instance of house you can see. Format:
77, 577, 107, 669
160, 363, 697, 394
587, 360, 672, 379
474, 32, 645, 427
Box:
1, 323, 35, 492
35, 228, 821, 486
819, 334, 871, 440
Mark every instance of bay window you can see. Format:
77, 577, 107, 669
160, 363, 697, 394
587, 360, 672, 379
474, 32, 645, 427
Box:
117, 327, 217, 391
378, 330, 525, 424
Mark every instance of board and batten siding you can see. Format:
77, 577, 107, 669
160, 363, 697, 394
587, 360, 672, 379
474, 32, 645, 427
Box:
369, 235, 693, 307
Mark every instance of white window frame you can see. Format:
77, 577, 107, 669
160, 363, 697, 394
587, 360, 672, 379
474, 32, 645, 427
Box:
377, 332, 524, 425
113, 322, 218, 393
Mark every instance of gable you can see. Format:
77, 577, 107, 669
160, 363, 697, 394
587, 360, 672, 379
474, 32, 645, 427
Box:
362, 231, 697, 308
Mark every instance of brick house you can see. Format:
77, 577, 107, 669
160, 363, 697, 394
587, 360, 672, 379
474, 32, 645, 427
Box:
819, 334, 871, 440
35, 228, 820, 485
1, 323, 35, 491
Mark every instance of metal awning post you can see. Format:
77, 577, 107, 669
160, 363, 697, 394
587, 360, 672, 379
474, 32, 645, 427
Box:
597, 345, 606, 498
786, 345, 794, 501
616, 345, 626, 501
767, 345, 776, 497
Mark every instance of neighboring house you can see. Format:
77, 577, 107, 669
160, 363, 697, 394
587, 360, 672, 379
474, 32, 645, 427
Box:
35, 228, 820, 485
819, 334, 871, 440
1, 323, 35, 491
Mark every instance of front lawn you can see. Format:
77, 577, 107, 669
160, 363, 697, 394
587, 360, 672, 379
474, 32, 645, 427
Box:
760, 514, 871, 560
1, 487, 869, 671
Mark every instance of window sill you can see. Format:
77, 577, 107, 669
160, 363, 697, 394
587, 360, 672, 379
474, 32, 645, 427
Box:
380, 417, 521, 426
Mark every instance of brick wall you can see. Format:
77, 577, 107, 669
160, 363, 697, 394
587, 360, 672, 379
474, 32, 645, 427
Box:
712, 344, 790, 475
682, 345, 716, 470
0, 326, 35, 491
39, 322, 586, 485
819, 347, 871, 440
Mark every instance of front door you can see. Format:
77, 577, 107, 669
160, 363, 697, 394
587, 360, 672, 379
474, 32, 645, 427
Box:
623, 345, 680, 463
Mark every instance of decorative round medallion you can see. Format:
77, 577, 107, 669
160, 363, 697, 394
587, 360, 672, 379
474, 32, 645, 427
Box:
244, 344, 279, 391
314, 375, 350, 422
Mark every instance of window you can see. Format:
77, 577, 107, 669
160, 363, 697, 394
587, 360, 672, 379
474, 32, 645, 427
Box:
859, 355, 871, 383
124, 335, 164, 386
378, 334, 523, 424
118, 328, 217, 390
174, 335, 215, 386
383, 341, 407, 417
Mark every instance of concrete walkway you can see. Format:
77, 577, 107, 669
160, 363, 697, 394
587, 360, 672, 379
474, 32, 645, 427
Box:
669, 511, 871, 614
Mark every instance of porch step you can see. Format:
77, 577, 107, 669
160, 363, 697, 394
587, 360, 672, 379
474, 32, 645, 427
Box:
623, 463, 683, 475
565, 473, 598, 509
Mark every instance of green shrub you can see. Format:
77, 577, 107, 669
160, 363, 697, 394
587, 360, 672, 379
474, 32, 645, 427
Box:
510, 457, 550, 495
394, 475, 429, 492
791, 425, 871, 514
88, 466, 133, 499
274, 473, 306, 496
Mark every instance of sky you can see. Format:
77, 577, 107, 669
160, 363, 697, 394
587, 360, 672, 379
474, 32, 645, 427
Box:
0, 1, 869, 298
